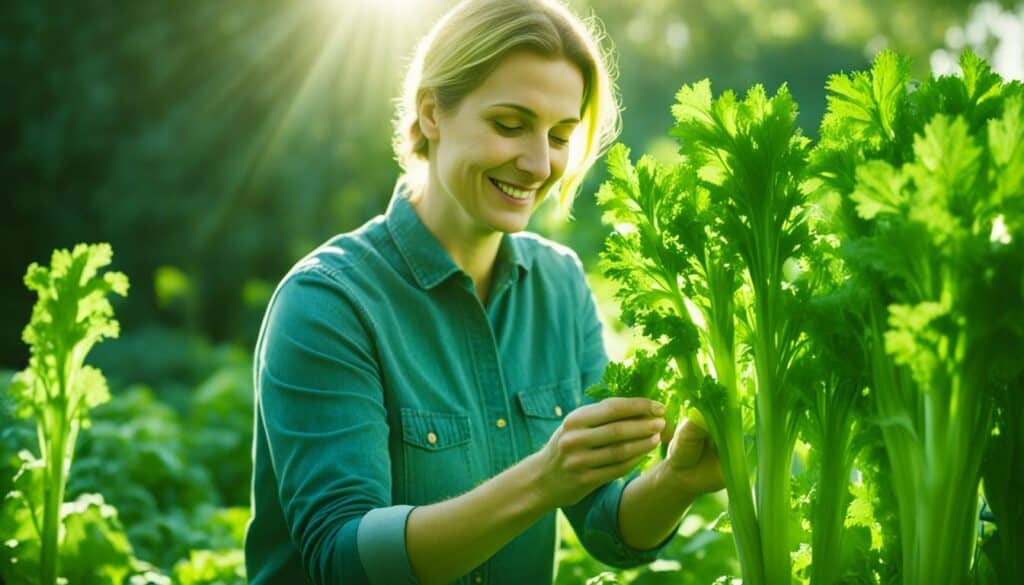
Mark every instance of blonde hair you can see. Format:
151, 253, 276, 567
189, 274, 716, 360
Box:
392, 0, 621, 211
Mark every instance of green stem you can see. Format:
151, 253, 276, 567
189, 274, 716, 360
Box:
810, 430, 852, 585
39, 402, 68, 585
718, 412, 766, 585
909, 469, 981, 585
757, 426, 794, 585
754, 326, 795, 585
39, 349, 80, 585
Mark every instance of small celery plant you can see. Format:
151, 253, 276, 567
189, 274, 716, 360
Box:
6, 243, 128, 585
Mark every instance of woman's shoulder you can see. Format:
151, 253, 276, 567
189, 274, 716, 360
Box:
509, 232, 589, 289
508, 230, 585, 273
508, 231, 591, 298
271, 215, 395, 299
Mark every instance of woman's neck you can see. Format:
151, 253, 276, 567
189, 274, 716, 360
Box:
409, 191, 502, 304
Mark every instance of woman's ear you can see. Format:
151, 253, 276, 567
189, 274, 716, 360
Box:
417, 90, 440, 141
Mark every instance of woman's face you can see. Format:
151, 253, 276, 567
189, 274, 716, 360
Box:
422, 51, 585, 235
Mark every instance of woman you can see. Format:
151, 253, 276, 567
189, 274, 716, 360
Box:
245, 1, 724, 583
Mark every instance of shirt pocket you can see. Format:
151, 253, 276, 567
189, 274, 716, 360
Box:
400, 409, 474, 505
515, 379, 582, 452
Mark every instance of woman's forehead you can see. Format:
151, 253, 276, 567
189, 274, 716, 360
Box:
468, 52, 585, 123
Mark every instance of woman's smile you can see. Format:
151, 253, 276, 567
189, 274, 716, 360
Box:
489, 177, 536, 206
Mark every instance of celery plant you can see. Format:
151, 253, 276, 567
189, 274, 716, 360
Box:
591, 48, 1021, 585
595, 80, 813, 585
671, 81, 813, 585
811, 50, 1024, 584
595, 142, 765, 585
7, 243, 128, 585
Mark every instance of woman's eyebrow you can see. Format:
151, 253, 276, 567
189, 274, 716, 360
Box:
488, 102, 579, 125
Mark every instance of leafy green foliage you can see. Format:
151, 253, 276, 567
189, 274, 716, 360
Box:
813, 49, 1024, 585
57, 494, 137, 585
5, 243, 129, 585
590, 48, 1023, 585
11, 243, 128, 421
67, 385, 218, 567
0, 456, 168, 585
67, 351, 253, 569
594, 75, 817, 584
586, 351, 674, 420
0, 244, 252, 583
3, 360, 252, 582
0, 451, 45, 583
0, 370, 33, 515
791, 280, 874, 585
173, 549, 246, 585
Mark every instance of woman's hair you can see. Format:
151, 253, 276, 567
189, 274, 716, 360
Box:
392, 0, 621, 211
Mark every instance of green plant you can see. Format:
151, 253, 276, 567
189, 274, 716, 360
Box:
810, 49, 1024, 585
172, 549, 246, 585
792, 276, 873, 584
1, 467, 167, 585
67, 384, 218, 568
5, 243, 128, 585
592, 76, 814, 584
589, 49, 1024, 584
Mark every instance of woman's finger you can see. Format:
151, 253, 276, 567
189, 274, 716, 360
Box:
572, 432, 660, 469
566, 416, 664, 449
584, 451, 651, 485
564, 397, 663, 429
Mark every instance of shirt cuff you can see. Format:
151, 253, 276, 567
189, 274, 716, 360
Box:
356, 505, 419, 584
582, 472, 680, 567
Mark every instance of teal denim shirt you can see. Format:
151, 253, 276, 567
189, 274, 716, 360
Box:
245, 185, 677, 584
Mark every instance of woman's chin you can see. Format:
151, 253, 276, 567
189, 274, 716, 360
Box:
487, 215, 530, 234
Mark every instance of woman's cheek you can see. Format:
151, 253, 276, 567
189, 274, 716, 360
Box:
483, 136, 521, 163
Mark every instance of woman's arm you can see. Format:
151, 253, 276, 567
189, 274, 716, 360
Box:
405, 397, 665, 585
404, 450, 549, 584
617, 461, 700, 550
618, 418, 726, 550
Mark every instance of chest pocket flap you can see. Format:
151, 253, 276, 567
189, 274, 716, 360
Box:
515, 380, 581, 450
400, 409, 472, 451
515, 380, 581, 420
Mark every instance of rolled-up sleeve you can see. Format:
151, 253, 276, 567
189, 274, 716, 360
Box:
561, 256, 677, 567
256, 265, 418, 584
561, 471, 677, 568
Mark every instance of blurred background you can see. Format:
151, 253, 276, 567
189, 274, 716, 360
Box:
1, 0, 1022, 581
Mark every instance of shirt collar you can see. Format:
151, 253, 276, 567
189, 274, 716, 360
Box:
385, 182, 530, 291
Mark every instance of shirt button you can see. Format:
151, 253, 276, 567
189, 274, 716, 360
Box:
473, 574, 483, 584
554, 405, 563, 417
495, 418, 507, 428
426, 432, 438, 445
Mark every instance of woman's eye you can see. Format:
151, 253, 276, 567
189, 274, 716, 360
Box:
493, 121, 523, 132
493, 120, 569, 147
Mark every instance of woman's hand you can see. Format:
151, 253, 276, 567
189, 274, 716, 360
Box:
658, 416, 725, 496
534, 397, 665, 508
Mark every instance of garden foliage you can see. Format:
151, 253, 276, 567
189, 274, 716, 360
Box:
4, 243, 128, 585
589, 50, 1023, 584
1, 244, 250, 584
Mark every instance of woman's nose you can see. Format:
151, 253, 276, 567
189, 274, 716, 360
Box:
515, 138, 552, 183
